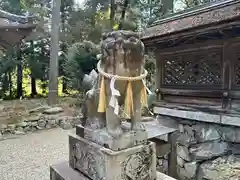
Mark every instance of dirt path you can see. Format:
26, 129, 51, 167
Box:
0, 128, 72, 180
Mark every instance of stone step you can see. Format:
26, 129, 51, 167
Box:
50, 161, 89, 180
50, 161, 178, 180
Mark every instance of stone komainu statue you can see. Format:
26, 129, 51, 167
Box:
84, 30, 148, 138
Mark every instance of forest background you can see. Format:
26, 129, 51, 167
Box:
0, 0, 216, 100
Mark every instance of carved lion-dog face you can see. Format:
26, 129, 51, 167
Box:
101, 30, 145, 76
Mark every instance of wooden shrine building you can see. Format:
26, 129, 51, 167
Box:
0, 10, 36, 50
142, 0, 240, 118
141, 2, 240, 179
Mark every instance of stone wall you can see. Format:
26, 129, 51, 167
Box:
0, 107, 82, 139
156, 152, 169, 174
157, 115, 240, 180
150, 137, 170, 175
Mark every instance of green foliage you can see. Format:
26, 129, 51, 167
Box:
0, 0, 217, 100
64, 41, 99, 91
145, 53, 156, 91
21, 40, 49, 80
0, 0, 23, 14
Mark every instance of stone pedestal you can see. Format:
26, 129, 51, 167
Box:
50, 122, 158, 180
76, 125, 148, 150
69, 133, 156, 180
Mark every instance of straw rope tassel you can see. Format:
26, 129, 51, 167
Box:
124, 81, 134, 118
97, 76, 106, 112
140, 81, 148, 108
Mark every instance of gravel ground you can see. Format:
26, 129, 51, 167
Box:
0, 128, 73, 180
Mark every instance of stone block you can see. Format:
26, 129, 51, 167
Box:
156, 115, 179, 129
179, 124, 184, 133
177, 125, 197, 145
176, 144, 190, 161
50, 161, 90, 180
7, 124, 16, 130
221, 126, 240, 143
197, 155, 240, 180
69, 133, 156, 180
154, 107, 221, 124
16, 121, 28, 128
192, 124, 220, 143
0, 124, 7, 131
141, 121, 177, 140
14, 130, 25, 135
27, 114, 41, 121
178, 162, 199, 179
38, 119, 46, 127
177, 156, 185, 167
183, 161, 198, 178
221, 115, 240, 127
162, 159, 168, 174
231, 143, 240, 155
157, 158, 168, 174
76, 120, 177, 151
177, 133, 196, 146
189, 141, 229, 160
44, 107, 64, 114
76, 125, 148, 151
177, 167, 188, 180
60, 121, 72, 130
50, 161, 176, 180
29, 106, 50, 113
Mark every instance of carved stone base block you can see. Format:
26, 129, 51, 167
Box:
69, 133, 157, 180
76, 125, 148, 151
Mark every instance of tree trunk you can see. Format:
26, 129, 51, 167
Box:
2, 72, 8, 94
61, 4, 67, 94
48, 0, 61, 105
62, 77, 67, 93
8, 71, 12, 97
110, 0, 116, 29
41, 80, 47, 95
118, 0, 129, 30
31, 76, 37, 97
16, 45, 23, 98
91, 0, 97, 26
30, 40, 37, 97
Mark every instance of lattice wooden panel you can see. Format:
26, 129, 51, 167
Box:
163, 49, 222, 86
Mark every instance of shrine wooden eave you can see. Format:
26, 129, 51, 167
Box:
0, 10, 36, 50
141, 0, 240, 46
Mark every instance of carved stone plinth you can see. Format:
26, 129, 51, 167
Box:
76, 125, 148, 151
69, 133, 157, 180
